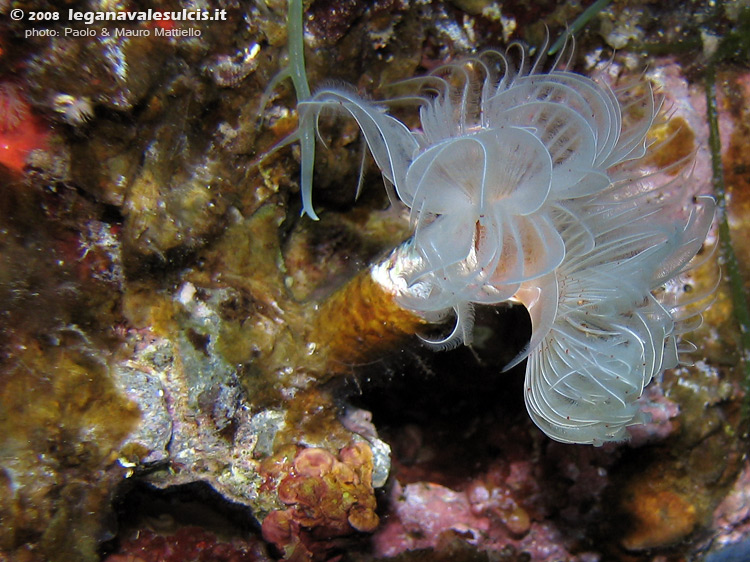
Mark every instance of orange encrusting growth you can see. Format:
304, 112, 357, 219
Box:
646, 115, 696, 174
0, 108, 49, 174
620, 481, 698, 550
261, 442, 380, 559
0, 82, 50, 174
311, 267, 428, 372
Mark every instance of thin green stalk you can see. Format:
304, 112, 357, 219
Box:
548, 0, 613, 56
287, 0, 310, 101
287, 0, 318, 219
704, 65, 750, 428
257, 0, 318, 219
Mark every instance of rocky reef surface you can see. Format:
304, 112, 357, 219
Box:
1, 1, 750, 561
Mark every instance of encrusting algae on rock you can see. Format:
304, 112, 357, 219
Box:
260, 443, 380, 559
0, 329, 140, 561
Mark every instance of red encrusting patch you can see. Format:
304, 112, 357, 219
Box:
0, 82, 50, 174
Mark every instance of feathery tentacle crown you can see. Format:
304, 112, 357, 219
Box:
294, 46, 715, 445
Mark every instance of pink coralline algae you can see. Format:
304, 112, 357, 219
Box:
706, 461, 750, 554
371, 426, 617, 561
624, 383, 681, 447
374, 481, 489, 555
103, 526, 272, 562
373, 480, 590, 561
260, 443, 380, 561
